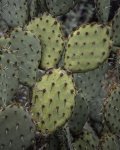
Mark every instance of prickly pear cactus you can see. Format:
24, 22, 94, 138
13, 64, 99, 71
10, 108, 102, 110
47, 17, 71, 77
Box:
0, 1, 120, 149
46, 0, 75, 16
68, 93, 89, 135
64, 24, 111, 72
10, 27, 41, 86
104, 85, 120, 134
94, 0, 110, 23
99, 133, 119, 150
73, 129, 99, 150
112, 7, 120, 47
31, 68, 76, 134
0, 49, 18, 107
0, 0, 28, 27
0, 105, 35, 150
26, 14, 64, 70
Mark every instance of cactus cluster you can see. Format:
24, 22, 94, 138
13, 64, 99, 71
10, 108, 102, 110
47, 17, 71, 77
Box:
0, 0, 120, 149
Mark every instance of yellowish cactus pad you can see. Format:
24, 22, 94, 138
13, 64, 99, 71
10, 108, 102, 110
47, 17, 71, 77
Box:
64, 24, 111, 72
31, 68, 76, 134
26, 14, 64, 70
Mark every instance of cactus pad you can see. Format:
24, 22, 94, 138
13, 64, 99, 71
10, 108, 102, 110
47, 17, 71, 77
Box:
0, 105, 35, 150
73, 129, 99, 150
73, 62, 109, 122
26, 14, 64, 70
74, 62, 108, 100
104, 86, 120, 134
68, 93, 89, 135
64, 24, 111, 72
10, 27, 41, 86
0, 0, 28, 27
95, 0, 110, 23
99, 133, 119, 150
31, 68, 76, 134
0, 49, 18, 107
46, 0, 75, 16
112, 8, 120, 47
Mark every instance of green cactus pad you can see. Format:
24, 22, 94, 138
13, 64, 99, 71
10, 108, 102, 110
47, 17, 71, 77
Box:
0, 0, 28, 27
26, 14, 64, 70
64, 23, 111, 72
112, 8, 120, 47
0, 49, 18, 107
74, 62, 108, 99
104, 86, 120, 134
10, 27, 41, 86
68, 93, 89, 135
73, 129, 99, 150
0, 105, 35, 150
46, 0, 75, 16
74, 62, 109, 122
31, 68, 76, 134
99, 133, 119, 150
95, 0, 110, 23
